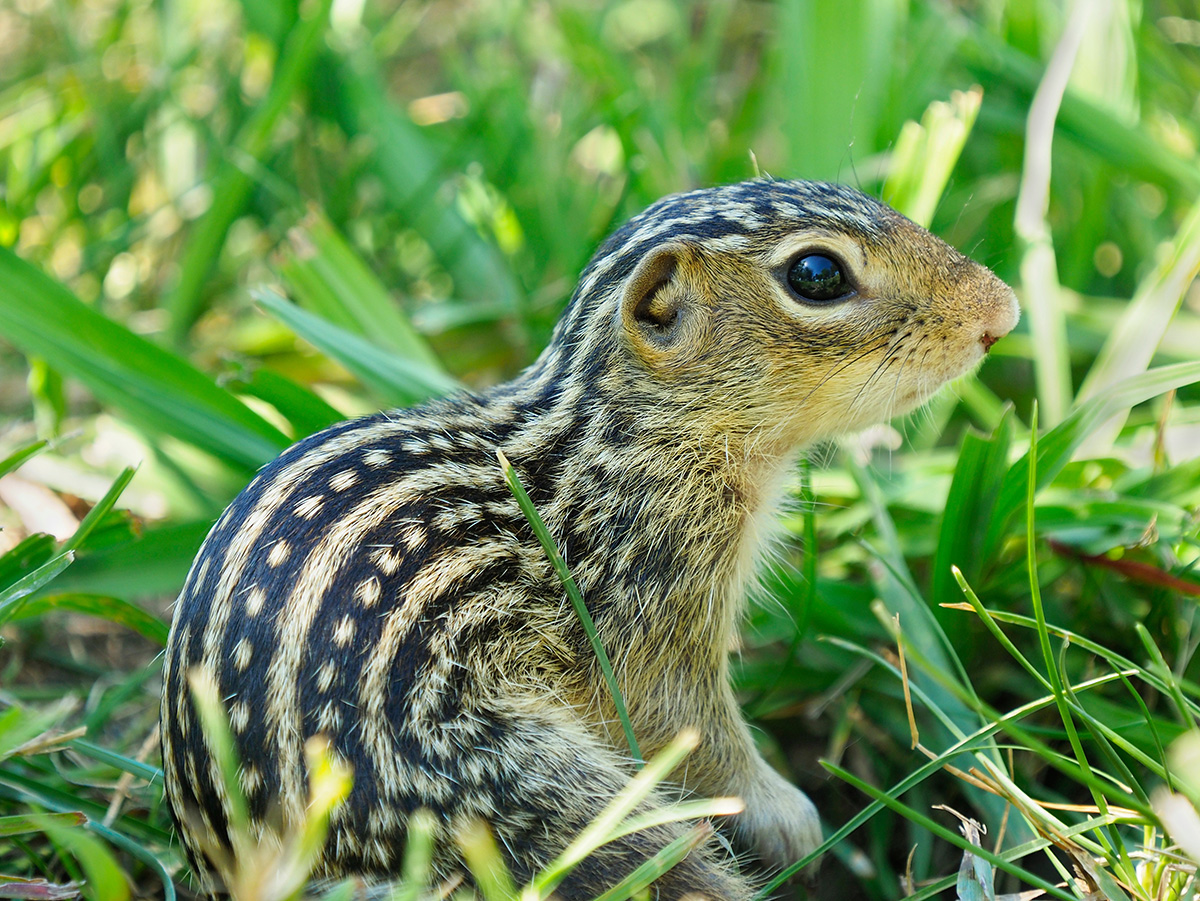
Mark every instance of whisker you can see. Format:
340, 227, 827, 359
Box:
795, 333, 896, 410
844, 327, 915, 422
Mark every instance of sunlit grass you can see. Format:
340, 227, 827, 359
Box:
0, 0, 1198, 898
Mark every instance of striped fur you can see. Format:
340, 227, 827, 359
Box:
161, 179, 1019, 898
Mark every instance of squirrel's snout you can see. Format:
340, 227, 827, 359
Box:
979, 283, 1020, 352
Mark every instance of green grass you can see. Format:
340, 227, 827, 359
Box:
1, 0, 1199, 898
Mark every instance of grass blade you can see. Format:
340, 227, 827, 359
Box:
0, 249, 290, 470
850, 459, 987, 730
589, 824, 711, 901
769, 0, 902, 180
980, 361, 1200, 563
1136, 623, 1197, 734
0, 553, 74, 627
44, 825, 130, 901
960, 29, 1200, 194
281, 211, 448, 372
0, 535, 55, 590
61, 466, 135, 555
225, 365, 345, 439
835, 621, 1155, 819
1024, 406, 1116, 857
930, 409, 1015, 611
334, 53, 522, 321
497, 450, 640, 765
954, 571, 1169, 795
164, 0, 335, 341
823, 760, 1074, 901
48, 520, 213, 601
608, 798, 743, 844
9, 594, 168, 646
391, 808, 437, 901
851, 457, 1034, 844
458, 820, 519, 901
186, 669, 250, 835
67, 740, 162, 788
0, 440, 48, 479
255, 287, 461, 405
530, 731, 698, 897
1, 768, 181, 901
883, 87, 982, 228
0, 812, 86, 837
1012, 0, 1092, 427
0, 769, 171, 846
1076, 193, 1200, 453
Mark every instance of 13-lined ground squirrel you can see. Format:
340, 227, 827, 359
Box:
161, 178, 1018, 899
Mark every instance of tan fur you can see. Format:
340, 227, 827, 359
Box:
161, 179, 1018, 899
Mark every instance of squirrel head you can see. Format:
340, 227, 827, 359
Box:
542, 179, 1018, 458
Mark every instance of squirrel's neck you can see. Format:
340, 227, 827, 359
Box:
491, 359, 798, 647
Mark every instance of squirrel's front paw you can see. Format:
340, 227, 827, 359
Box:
734, 768, 822, 875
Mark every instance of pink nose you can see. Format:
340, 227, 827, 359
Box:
980, 332, 1000, 352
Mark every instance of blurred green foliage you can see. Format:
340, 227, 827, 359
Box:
0, 0, 1199, 898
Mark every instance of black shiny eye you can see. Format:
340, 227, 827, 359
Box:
786, 254, 852, 302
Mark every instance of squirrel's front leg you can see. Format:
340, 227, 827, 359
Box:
636, 671, 822, 875
729, 744, 822, 875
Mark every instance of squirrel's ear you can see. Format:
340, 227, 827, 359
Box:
620, 244, 689, 342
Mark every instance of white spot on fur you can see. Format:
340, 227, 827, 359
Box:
333, 616, 356, 647
245, 586, 267, 616
371, 547, 402, 575
316, 660, 338, 693
316, 702, 342, 734
329, 470, 358, 492
241, 764, 263, 795
230, 700, 250, 732
363, 449, 391, 468
356, 576, 382, 608
401, 525, 426, 550
232, 638, 253, 671
294, 495, 324, 519
267, 540, 291, 567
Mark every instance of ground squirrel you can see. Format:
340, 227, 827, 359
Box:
161, 178, 1019, 899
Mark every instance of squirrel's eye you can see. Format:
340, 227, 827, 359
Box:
786, 254, 851, 302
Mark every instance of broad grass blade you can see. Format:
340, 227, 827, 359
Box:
282, 211, 448, 373
980, 361, 1200, 563
10, 593, 168, 645
44, 826, 131, 901
0, 812, 86, 837
256, 288, 461, 404
48, 520, 213, 601
0, 249, 290, 471
930, 409, 1015, 611
770, 0, 903, 180
226, 366, 346, 439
